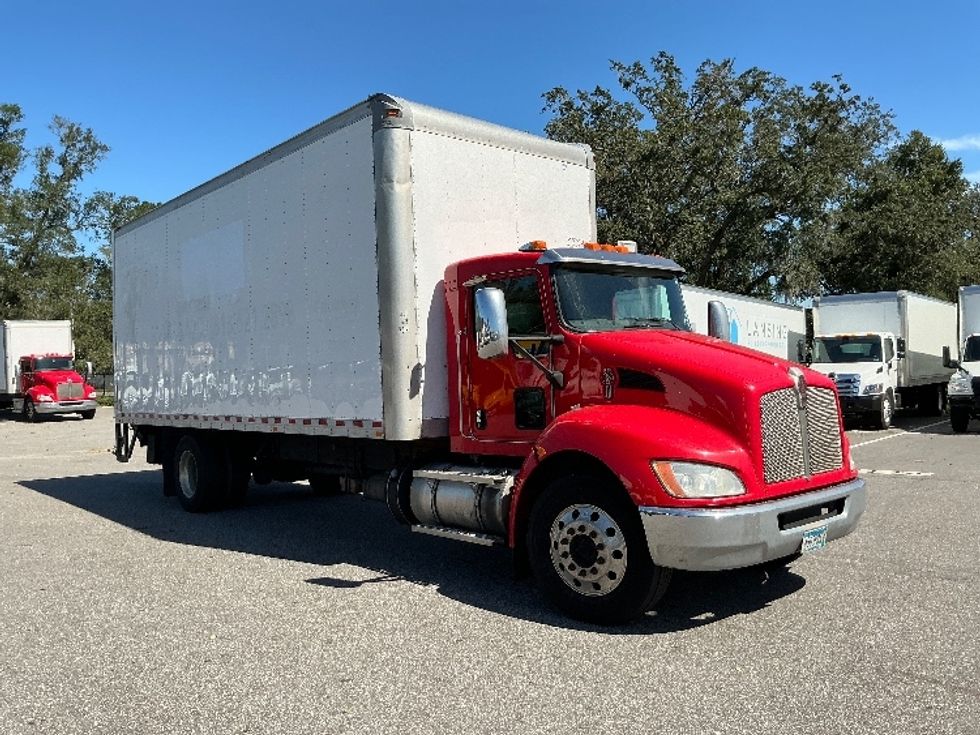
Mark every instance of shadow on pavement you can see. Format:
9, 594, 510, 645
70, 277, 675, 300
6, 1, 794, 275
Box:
0, 409, 87, 423
20, 470, 806, 633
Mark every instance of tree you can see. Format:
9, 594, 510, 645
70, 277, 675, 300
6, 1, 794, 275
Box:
820, 132, 980, 300
543, 53, 895, 298
0, 106, 157, 371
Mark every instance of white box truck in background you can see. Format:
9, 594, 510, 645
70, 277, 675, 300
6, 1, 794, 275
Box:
0, 320, 98, 420
943, 285, 980, 432
809, 291, 955, 429
682, 285, 808, 360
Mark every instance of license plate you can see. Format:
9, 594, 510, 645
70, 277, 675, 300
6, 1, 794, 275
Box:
801, 525, 828, 554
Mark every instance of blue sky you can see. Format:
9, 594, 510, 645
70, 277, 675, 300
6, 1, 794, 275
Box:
7, 0, 980, 232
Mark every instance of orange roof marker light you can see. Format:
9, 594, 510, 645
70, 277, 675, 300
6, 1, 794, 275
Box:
519, 240, 549, 251
617, 240, 638, 253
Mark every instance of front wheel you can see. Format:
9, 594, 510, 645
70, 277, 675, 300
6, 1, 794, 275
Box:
527, 475, 672, 624
80, 409, 96, 420
22, 399, 39, 423
874, 392, 894, 430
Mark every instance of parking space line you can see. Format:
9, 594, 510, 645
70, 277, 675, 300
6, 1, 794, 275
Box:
859, 469, 935, 477
850, 419, 948, 449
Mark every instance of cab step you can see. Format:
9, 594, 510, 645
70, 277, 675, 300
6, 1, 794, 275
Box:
410, 524, 505, 546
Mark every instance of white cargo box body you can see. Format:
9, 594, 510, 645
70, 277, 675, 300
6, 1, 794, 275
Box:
813, 291, 956, 388
958, 285, 980, 347
681, 285, 806, 360
1, 320, 74, 395
113, 94, 596, 440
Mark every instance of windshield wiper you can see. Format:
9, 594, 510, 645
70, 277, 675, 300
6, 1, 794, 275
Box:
621, 317, 680, 330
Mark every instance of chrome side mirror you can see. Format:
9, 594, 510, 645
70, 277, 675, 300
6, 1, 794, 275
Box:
474, 287, 509, 360
707, 300, 730, 341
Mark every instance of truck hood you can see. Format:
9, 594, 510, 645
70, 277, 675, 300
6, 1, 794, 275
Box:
576, 329, 836, 444
953, 361, 980, 378
809, 362, 884, 388
34, 370, 89, 391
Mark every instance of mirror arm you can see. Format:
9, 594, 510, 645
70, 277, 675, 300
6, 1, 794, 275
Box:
509, 339, 565, 389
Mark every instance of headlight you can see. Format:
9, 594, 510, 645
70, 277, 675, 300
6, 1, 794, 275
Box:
652, 461, 746, 498
862, 383, 883, 395
37, 394, 53, 402
87, 390, 98, 399
949, 373, 972, 396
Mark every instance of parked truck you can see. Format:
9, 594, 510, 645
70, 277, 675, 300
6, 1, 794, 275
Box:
0, 320, 98, 421
943, 285, 980, 432
113, 94, 865, 623
809, 292, 955, 429
682, 285, 808, 361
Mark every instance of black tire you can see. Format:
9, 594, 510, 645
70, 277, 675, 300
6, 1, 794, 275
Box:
80, 409, 96, 420
22, 399, 39, 423
874, 392, 894, 430
527, 474, 672, 625
173, 434, 222, 512
919, 385, 945, 417
951, 406, 970, 433
309, 474, 341, 496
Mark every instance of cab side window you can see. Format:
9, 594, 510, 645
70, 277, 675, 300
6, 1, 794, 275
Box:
482, 274, 546, 336
479, 273, 548, 356
884, 339, 895, 362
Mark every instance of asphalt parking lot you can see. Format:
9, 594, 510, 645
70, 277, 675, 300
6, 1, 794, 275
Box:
1, 410, 977, 734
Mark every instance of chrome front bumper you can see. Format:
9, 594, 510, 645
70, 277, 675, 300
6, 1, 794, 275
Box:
639, 478, 867, 571
35, 399, 98, 415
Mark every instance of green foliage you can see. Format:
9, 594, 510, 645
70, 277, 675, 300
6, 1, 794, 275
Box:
544, 53, 980, 301
0, 105, 156, 372
820, 132, 980, 300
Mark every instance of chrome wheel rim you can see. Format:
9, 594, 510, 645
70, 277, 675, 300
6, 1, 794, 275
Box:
178, 450, 198, 499
883, 396, 893, 425
549, 504, 627, 596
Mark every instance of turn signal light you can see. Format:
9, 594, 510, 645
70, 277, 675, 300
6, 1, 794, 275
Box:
519, 240, 549, 251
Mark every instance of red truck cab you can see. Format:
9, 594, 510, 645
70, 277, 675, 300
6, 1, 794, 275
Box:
442, 242, 865, 621
17, 354, 98, 421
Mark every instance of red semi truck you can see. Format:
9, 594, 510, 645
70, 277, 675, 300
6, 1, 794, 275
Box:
113, 95, 865, 623
1, 320, 98, 421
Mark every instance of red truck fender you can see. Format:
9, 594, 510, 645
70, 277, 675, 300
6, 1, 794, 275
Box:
507, 404, 754, 547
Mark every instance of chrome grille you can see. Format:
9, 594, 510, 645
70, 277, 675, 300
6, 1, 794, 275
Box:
806, 387, 844, 474
832, 373, 860, 397
761, 390, 806, 484
56, 382, 84, 400
760, 386, 843, 484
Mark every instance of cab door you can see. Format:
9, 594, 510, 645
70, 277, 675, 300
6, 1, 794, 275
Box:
18, 357, 32, 395
463, 270, 554, 447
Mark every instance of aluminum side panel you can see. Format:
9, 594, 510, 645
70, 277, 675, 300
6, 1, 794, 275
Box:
408, 129, 596, 428
114, 115, 382, 422
681, 286, 806, 360
959, 285, 980, 351
901, 293, 957, 386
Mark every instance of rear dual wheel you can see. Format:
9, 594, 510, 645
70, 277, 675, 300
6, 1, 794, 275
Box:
527, 475, 672, 625
172, 434, 250, 512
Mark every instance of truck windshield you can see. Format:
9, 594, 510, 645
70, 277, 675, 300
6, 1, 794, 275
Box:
553, 266, 687, 332
964, 336, 980, 362
812, 336, 882, 363
34, 357, 74, 371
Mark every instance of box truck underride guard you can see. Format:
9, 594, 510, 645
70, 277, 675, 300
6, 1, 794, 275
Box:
113, 95, 865, 623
